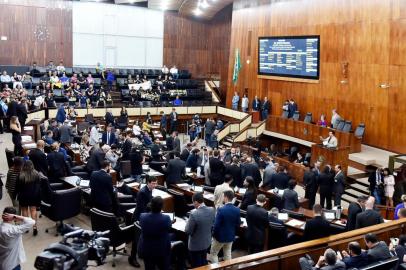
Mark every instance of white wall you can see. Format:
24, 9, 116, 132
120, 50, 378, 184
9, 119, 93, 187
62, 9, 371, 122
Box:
72, 2, 164, 68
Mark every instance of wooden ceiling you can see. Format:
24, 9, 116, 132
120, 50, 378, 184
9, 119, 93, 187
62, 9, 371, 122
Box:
113, 0, 234, 20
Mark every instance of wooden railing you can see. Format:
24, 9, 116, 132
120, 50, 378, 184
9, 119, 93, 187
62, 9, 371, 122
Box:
194, 219, 406, 270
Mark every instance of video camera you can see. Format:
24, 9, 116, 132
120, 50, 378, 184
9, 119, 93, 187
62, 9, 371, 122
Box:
34, 229, 110, 270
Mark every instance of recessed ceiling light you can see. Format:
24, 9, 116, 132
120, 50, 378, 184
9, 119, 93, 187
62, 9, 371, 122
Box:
201, 0, 209, 9
194, 7, 202, 16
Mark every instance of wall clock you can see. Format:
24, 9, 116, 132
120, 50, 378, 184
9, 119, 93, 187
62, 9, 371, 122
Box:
34, 26, 50, 41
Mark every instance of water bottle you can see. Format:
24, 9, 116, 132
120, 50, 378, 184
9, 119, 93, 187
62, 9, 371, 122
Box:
336, 205, 342, 220
197, 166, 201, 177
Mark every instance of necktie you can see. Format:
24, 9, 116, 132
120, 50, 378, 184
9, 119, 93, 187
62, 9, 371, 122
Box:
107, 133, 110, 145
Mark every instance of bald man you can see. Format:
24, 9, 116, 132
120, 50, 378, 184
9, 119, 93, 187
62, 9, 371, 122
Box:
28, 140, 48, 176
355, 196, 383, 229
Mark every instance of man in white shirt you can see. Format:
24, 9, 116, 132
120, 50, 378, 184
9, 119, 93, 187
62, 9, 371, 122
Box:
320, 130, 338, 148
0, 71, 12, 88
213, 174, 233, 209
0, 207, 35, 270
170, 65, 178, 79
331, 109, 342, 129
56, 61, 65, 75
89, 124, 99, 146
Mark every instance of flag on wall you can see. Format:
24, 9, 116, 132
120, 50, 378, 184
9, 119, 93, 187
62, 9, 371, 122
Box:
232, 48, 242, 84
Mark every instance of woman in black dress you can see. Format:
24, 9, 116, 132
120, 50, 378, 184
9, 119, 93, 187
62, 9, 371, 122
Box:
16, 160, 41, 236
10, 116, 23, 156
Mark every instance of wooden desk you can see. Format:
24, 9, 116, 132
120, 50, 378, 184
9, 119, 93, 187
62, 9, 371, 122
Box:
310, 144, 350, 173
266, 115, 361, 153
171, 183, 215, 207
259, 187, 309, 209
128, 182, 174, 212
195, 219, 406, 270
26, 119, 42, 142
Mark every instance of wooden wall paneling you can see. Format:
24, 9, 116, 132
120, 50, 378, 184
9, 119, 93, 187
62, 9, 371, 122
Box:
225, 0, 406, 152
0, 2, 72, 66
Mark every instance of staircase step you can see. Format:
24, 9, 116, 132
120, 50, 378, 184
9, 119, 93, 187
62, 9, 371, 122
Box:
221, 141, 233, 147
342, 194, 357, 204
349, 183, 369, 195
355, 177, 370, 187
345, 189, 366, 199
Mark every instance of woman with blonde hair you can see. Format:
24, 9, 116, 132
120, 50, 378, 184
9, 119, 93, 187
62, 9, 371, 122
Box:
16, 160, 41, 236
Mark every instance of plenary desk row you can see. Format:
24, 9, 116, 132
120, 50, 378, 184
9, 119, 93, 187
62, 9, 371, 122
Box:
266, 115, 361, 153
194, 218, 406, 270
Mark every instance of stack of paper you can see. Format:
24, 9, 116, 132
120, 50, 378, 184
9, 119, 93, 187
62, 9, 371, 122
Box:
285, 219, 305, 227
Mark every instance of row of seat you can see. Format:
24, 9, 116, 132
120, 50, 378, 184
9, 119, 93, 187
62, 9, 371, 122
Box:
0, 65, 192, 79
116, 78, 201, 90
282, 111, 366, 137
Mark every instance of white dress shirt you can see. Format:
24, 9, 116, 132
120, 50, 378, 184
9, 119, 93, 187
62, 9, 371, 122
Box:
89, 126, 99, 146
0, 217, 35, 270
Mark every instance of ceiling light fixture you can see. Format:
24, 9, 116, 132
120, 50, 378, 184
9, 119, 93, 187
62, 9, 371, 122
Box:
201, 0, 209, 9
194, 7, 203, 16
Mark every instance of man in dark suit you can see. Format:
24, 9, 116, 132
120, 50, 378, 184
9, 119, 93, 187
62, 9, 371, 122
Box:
120, 131, 133, 160
16, 99, 28, 130
246, 194, 269, 254
303, 204, 331, 241
29, 140, 48, 176
318, 165, 334, 210
209, 150, 225, 187
364, 233, 391, 263
267, 166, 290, 190
346, 195, 367, 231
180, 143, 192, 161
303, 166, 318, 209
139, 196, 172, 270
101, 125, 116, 146
209, 190, 241, 263
241, 157, 262, 187
252, 95, 261, 112
160, 111, 167, 131
47, 143, 67, 182
89, 161, 115, 212
225, 156, 242, 187
172, 131, 181, 153
150, 139, 162, 161
165, 152, 186, 186
169, 108, 178, 133
339, 242, 369, 269
104, 109, 115, 126
333, 165, 346, 206
288, 99, 298, 118
268, 207, 285, 225
355, 196, 383, 229
86, 145, 107, 173
185, 192, 216, 267
129, 177, 158, 267
261, 96, 271, 121
186, 148, 200, 172
59, 121, 74, 144
368, 168, 383, 205
282, 180, 300, 211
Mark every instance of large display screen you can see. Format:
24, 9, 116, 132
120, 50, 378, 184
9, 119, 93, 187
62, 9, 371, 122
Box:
258, 36, 320, 80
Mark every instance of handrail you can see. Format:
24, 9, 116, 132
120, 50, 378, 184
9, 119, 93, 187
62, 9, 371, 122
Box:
239, 114, 252, 130
194, 219, 406, 270
217, 123, 231, 141
205, 80, 221, 103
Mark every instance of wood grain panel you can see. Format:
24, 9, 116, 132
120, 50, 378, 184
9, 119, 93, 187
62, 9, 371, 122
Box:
0, 1, 72, 66
226, 0, 406, 153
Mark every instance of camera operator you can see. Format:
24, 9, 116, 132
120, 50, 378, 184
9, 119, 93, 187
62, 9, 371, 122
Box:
0, 206, 35, 270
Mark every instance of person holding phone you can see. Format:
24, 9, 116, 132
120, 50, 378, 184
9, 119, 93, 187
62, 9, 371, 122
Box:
9, 116, 22, 156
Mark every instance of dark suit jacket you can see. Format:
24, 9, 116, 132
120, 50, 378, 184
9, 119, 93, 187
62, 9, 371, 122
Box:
252, 99, 261, 111
173, 137, 181, 153
180, 148, 190, 161
304, 216, 331, 241
133, 185, 153, 221
121, 139, 132, 160
185, 153, 199, 171
368, 171, 383, 192
29, 148, 48, 176
240, 189, 257, 210
16, 103, 28, 124
262, 101, 270, 111
47, 151, 66, 179
346, 202, 363, 231
59, 124, 73, 144
90, 170, 115, 211
318, 172, 334, 195
288, 102, 298, 118
225, 164, 242, 187
355, 209, 383, 229
282, 188, 299, 210
213, 203, 241, 243
139, 212, 172, 258
86, 148, 105, 172
170, 112, 178, 122
241, 163, 262, 187
209, 157, 225, 187
269, 172, 290, 190
303, 170, 318, 194
246, 204, 269, 247
333, 171, 346, 194
342, 252, 369, 269
165, 158, 186, 186
165, 136, 174, 151
101, 132, 116, 146
105, 112, 114, 126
